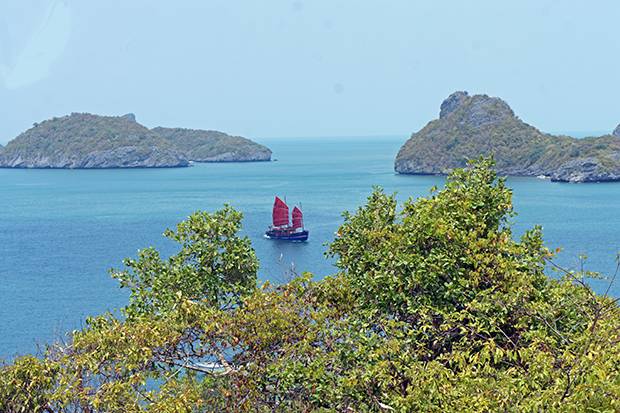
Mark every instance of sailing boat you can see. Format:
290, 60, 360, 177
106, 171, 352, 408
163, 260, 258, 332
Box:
264, 196, 309, 241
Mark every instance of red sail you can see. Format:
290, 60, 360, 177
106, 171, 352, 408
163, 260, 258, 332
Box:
292, 206, 303, 229
272, 196, 289, 227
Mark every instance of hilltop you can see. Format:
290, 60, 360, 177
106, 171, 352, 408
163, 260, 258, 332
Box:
153, 127, 271, 162
0, 113, 271, 169
395, 91, 620, 182
0, 113, 187, 168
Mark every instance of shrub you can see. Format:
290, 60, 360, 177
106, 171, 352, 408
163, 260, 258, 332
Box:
1, 159, 618, 412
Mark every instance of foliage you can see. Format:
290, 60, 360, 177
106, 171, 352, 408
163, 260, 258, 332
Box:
111, 205, 259, 318
1, 159, 619, 412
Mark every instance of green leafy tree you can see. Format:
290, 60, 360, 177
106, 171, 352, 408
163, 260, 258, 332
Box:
112, 205, 259, 318
1, 159, 619, 412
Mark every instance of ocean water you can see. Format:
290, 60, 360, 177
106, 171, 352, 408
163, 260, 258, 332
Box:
1, 136, 619, 359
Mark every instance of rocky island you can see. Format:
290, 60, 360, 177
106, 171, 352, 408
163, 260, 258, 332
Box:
0, 113, 271, 169
395, 91, 620, 182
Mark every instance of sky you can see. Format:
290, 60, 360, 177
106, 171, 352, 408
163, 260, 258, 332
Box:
1, 0, 620, 144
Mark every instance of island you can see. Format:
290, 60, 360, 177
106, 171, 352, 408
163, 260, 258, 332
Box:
0, 113, 271, 169
395, 91, 620, 182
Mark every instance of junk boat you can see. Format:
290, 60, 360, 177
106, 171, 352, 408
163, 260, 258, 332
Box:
264, 196, 309, 241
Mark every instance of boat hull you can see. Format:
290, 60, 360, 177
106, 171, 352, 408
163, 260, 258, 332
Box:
264, 229, 309, 242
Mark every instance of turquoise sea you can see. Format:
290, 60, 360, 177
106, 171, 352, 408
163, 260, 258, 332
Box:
1, 136, 619, 359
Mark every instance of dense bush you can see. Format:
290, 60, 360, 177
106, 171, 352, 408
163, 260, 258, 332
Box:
2, 159, 619, 412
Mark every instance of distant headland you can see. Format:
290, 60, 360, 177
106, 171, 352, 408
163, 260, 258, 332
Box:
0, 113, 271, 169
395, 91, 620, 183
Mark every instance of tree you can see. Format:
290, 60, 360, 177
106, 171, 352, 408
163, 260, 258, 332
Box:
1, 159, 619, 412
111, 205, 259, 318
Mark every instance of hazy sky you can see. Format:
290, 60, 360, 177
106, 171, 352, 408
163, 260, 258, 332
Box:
1, 0, 619, 144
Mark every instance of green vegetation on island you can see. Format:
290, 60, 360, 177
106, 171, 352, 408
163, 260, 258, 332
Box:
395, 91, 620, 182
0, 113, 186, 168
0, 113, 271, 169
2, 159, 619, 412
153, 127, 271, 162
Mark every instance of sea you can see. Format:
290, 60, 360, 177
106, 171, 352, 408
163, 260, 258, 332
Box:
1, 136, 619, 359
